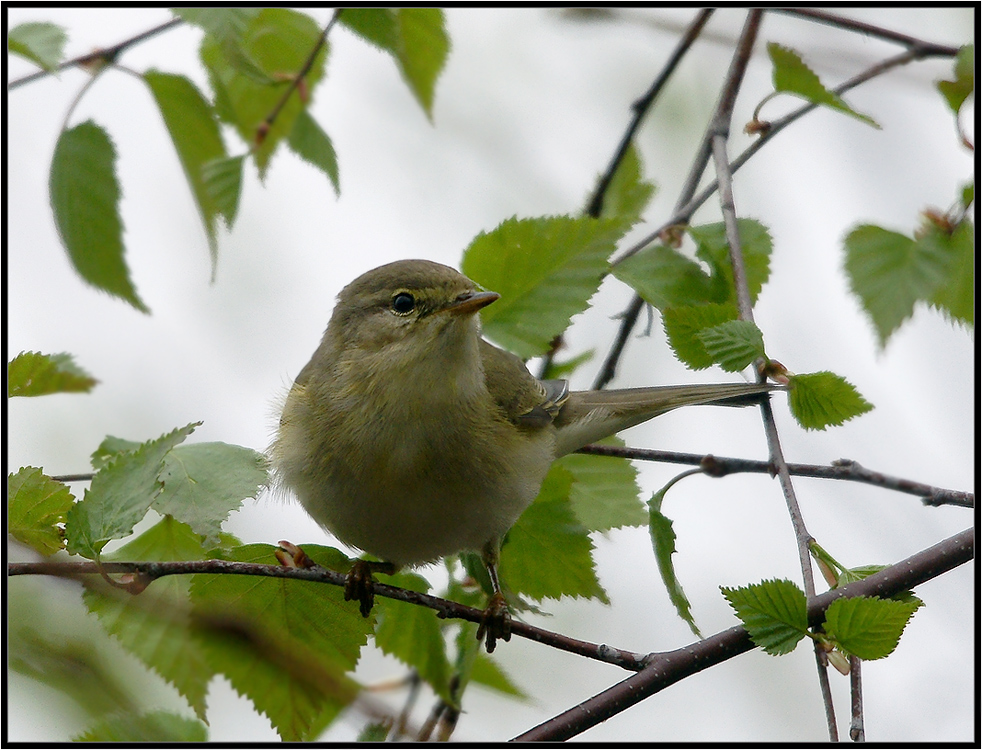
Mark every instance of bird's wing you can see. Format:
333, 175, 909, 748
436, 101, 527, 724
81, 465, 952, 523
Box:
480, 339, 569, 428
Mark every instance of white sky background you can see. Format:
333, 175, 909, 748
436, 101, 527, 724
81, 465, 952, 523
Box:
6, 7, 975, 743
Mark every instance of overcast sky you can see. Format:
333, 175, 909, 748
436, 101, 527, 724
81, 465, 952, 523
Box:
7, 7, 975, 742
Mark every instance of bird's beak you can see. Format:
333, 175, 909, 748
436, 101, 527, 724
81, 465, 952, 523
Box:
443, 290, 500, 316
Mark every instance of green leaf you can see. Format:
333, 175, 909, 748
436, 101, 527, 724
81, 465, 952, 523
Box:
823, 596, 920, 660
788, 371, 873, 431
936, 44, 974, 116
662, 303, 739, 370
613, 219, 772, 314
596, 142, 656, 222
470, 651, 528, 699
173, 8, 268, 82
924, 220, 975, 327
65, 423, 199, 558
648, 486, 700, 638
767, 43, 879, 128
374, 573, 453, 703
499, 465, 608, 602
189, 544, 371, 741
356, 723, 391, 742
612, 244, 716, 310
7, 467, 74, 555
90, 436, 143, 471
173, 8, 259, 46
8, 618, 139, 719
960, 181, 974, 210
462, 215, 626, 357
287, 109, 340, 195
144, 71, 228, 275
690, 219, 773, 306
50, 121, 148, 313
341, 9, 450, 119
8, 22, 68, 71
697, 319, 766, 372
844, 224, 953, 346
540, 348, 595, 380
835, 567, 923, 606
201, 155, 245, 227
557, 437, 645, 532
392, 9, 450, 119
721, 579, 809, 656
74, 711, 208, 743
201, 8, 329, 178
808, 545, 920, 603
7, 351, 97, 397
154, 442, 268, 545
339, 9, 398, 49
837, 564, 885, 586
84, 516, 215, 720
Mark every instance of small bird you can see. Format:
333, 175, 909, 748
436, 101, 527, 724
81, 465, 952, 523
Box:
273, 259, 775, 650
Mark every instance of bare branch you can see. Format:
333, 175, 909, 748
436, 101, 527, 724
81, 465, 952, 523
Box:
575, 445, 974, 508
6, 556, 649, 672
849, 656, 865, 741
772, 8, 961, 55
584, 9, 714, 218
513, 527, 974, 741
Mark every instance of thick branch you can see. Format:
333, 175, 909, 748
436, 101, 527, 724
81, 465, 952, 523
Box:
513, 527, 974, 741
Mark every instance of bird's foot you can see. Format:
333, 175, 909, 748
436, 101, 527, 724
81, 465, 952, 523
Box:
344, 559, 396, 617
476, 591, 512, 653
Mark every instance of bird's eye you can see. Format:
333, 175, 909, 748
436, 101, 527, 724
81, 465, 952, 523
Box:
391, 292, 416, 315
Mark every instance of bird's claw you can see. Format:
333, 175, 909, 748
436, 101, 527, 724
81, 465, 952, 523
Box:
476, 591, 511, 653
344, 560, 396, 618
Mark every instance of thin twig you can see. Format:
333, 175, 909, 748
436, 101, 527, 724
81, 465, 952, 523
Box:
704, 13, 820, 597
50, 473, 95, 483
552, 8, 715, 387
708, 9, 837, 737
8, 17, 184, 90
512, 527, 974, 741
7, 557, 649, 672
575, 445, 974, 508
256, 9, 341, 144
393, 672, 422, 741
708, 21, 822, 581
772, 8, 961, 56
591, 295, 646, 390
612, 43, 949, 267
591, 13, 960, 388
815, 648, 839, 741
584, 8, 714, 218
592, 8, 734, 390
849, 656, 865, 741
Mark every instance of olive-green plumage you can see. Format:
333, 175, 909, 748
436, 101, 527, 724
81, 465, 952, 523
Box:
273, 259, 775, 568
